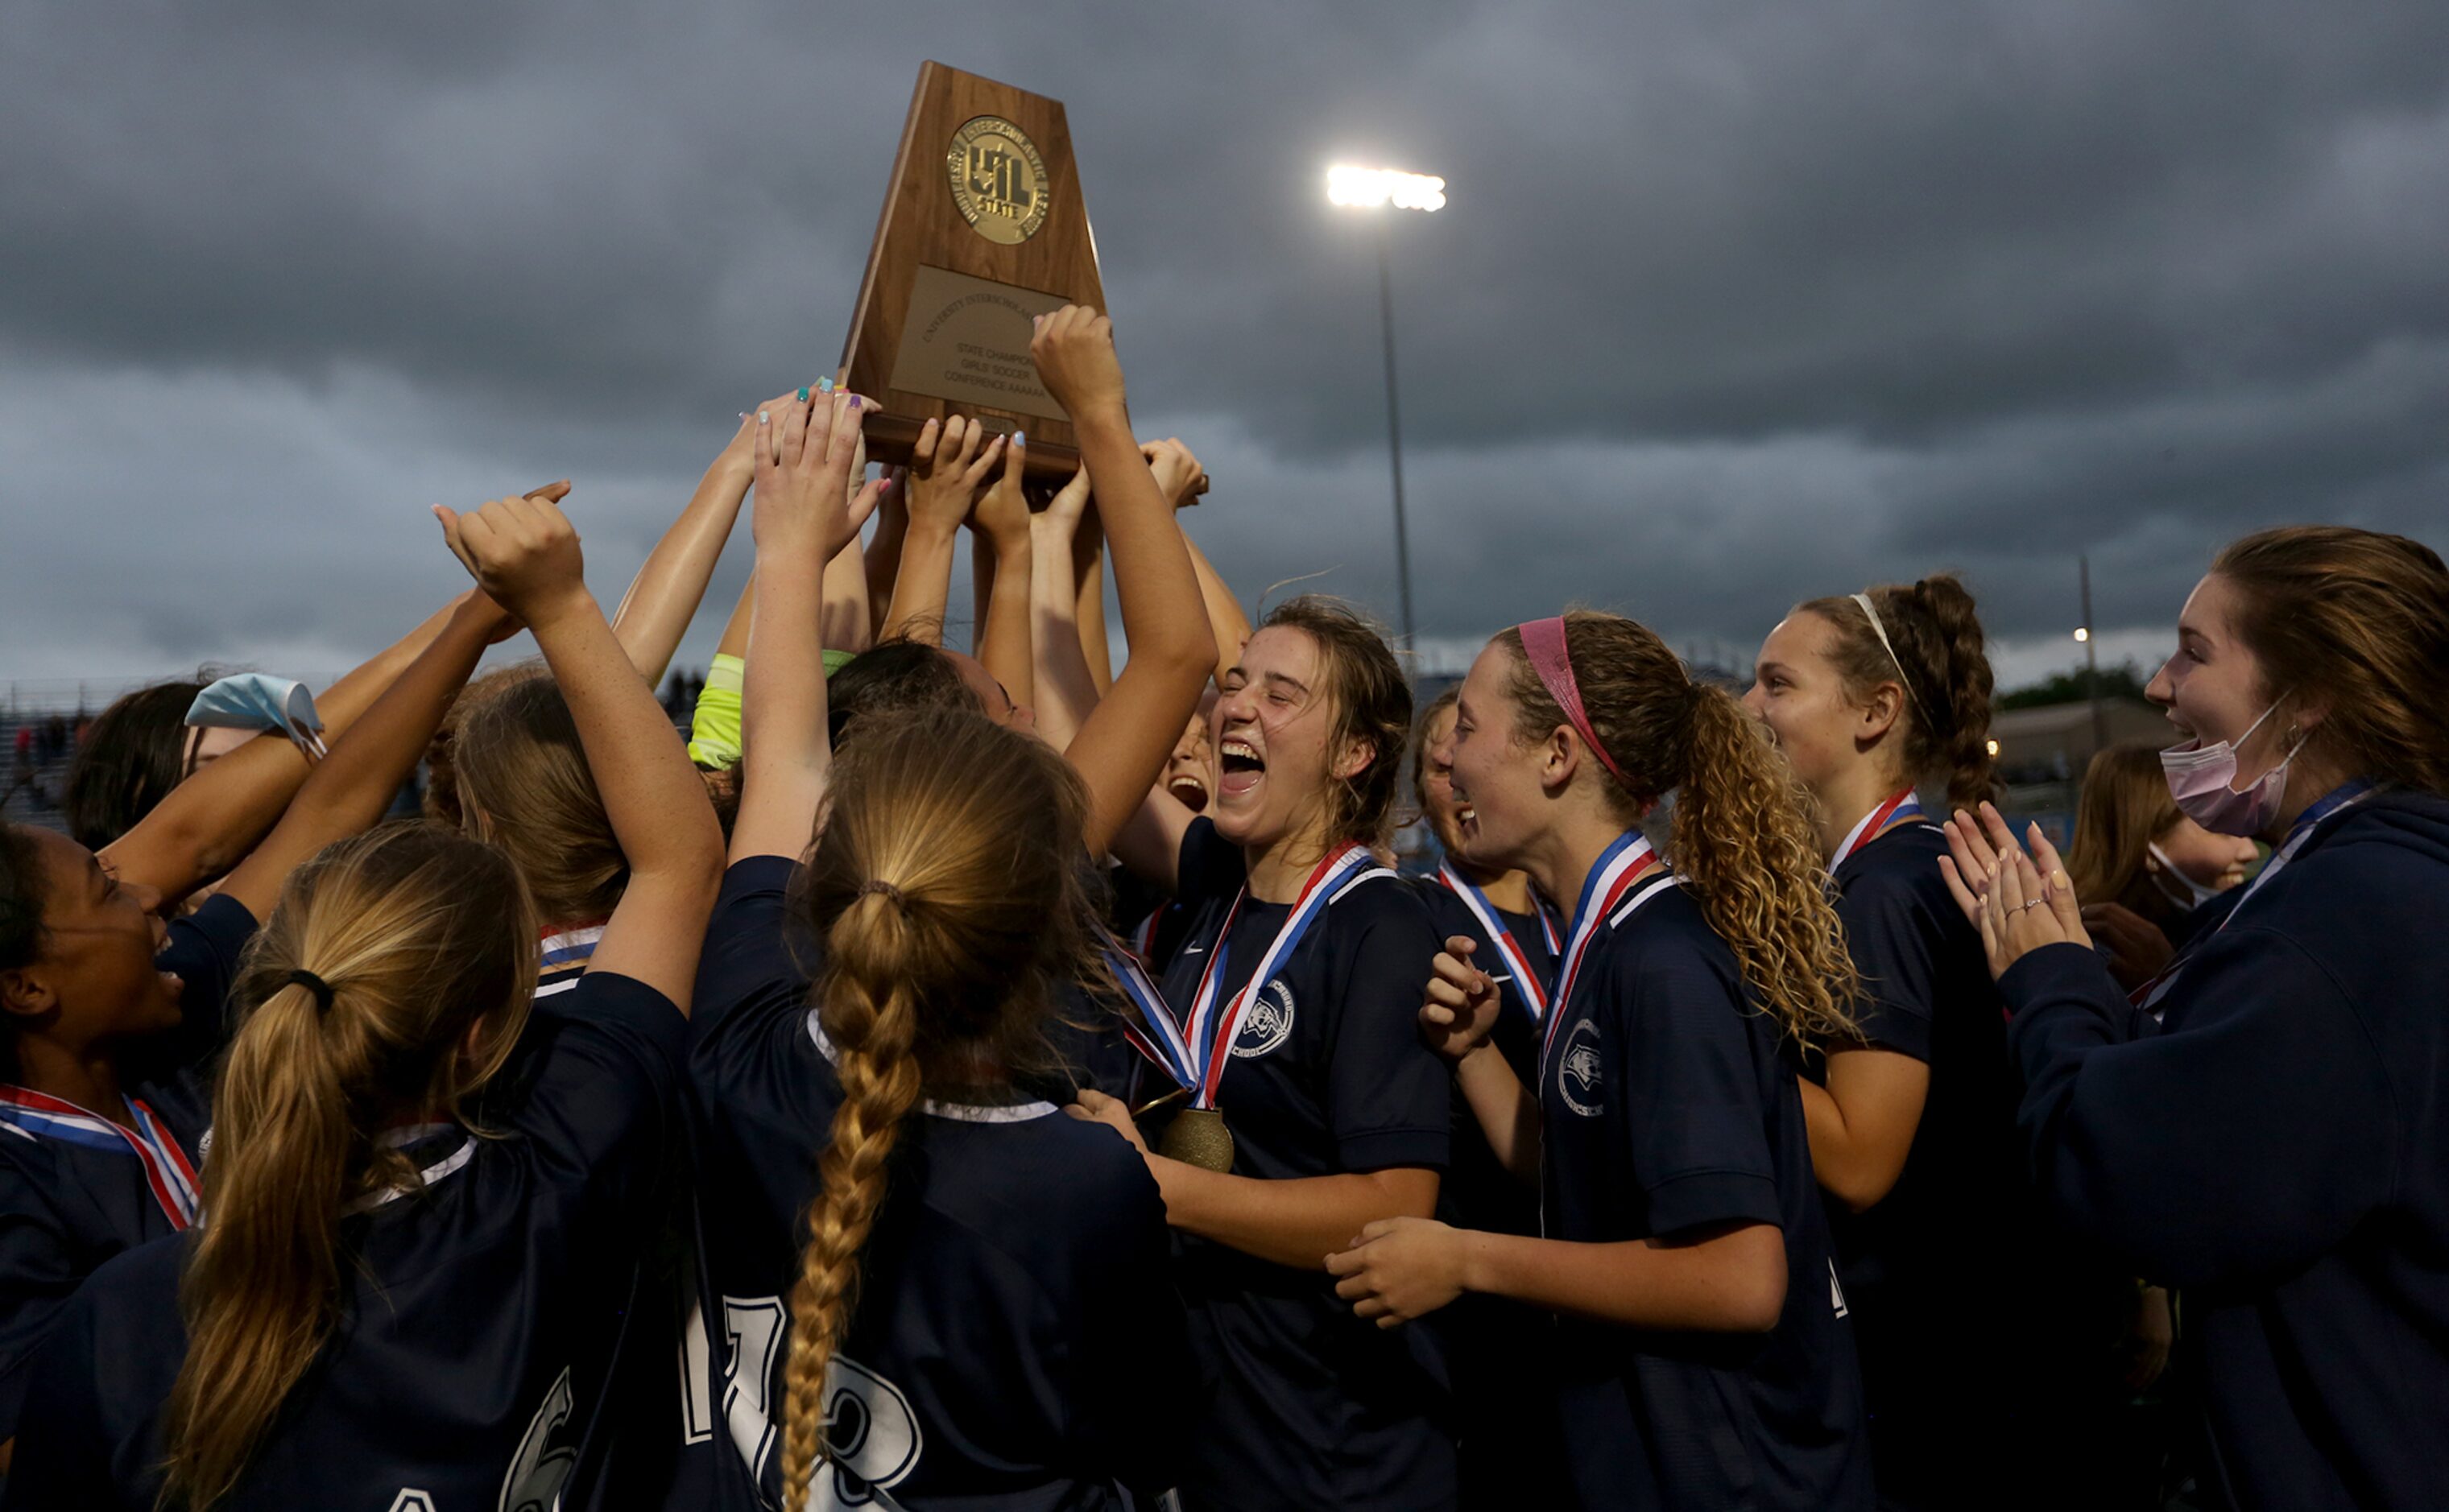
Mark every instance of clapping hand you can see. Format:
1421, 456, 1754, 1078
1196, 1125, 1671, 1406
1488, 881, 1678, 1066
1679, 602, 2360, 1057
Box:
1937, 802, 2093, 978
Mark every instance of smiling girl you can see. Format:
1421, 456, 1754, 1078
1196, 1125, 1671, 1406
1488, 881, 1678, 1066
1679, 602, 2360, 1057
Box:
1325, 611, 1871, 1512
1939, 526, 2449, 1512
1091, 596, 1454, 1511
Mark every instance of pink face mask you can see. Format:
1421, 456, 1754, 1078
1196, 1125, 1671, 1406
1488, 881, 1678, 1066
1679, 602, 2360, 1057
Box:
2159, 700, 2308, 837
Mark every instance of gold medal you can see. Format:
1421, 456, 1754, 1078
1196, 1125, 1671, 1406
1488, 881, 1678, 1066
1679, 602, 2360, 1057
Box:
1159, 1106, 1235, 1172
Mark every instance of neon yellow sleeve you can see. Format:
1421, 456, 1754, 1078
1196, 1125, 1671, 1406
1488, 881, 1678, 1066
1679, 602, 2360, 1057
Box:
687, 653, 746, 768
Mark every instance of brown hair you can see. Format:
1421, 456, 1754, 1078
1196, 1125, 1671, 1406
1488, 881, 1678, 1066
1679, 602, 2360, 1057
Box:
1496, 613, 1860, 1048
2210, 527, 2449, 794
776, 709, 1102, 1512
163, 823, 537, 1509
450, 671, 628, 927
1796, 575, 1996, 810
62, 675, 217, 849
2066, 742, 2186, 930
420, 663, 542, 830
1258, 597, 1413, 853
1407, 685, 1462, 825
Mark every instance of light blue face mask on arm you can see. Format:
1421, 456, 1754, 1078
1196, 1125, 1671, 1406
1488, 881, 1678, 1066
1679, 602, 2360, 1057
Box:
185, 674, 328, 759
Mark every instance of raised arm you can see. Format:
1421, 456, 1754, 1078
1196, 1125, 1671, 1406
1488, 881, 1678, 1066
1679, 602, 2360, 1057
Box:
100, 580, 487, 903
1029, 465, 1102, 753
730, 390, 879, 865
968, 430, 1036, 717
209, 590, 519, 923
439, 492, 726, 1010
880, 415, 999, 645
861, 466, 909, 642
612, 403, 779, 685
1029, 308, 1214, 857
1143, 439, 1245, 691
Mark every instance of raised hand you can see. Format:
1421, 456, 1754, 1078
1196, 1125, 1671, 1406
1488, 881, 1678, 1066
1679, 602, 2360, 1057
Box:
1140, 438, 1205, 510
907, 414, 1003, 535
434, 492, 589, 629
970, 425, 1033, 548
754, 389, 879, 562
1031, 305, 1127, 423
1039, 462, 1093, 534
1417, 936, 1503, 1063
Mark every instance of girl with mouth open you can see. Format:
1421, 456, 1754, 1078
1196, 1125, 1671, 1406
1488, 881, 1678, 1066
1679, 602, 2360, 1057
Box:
1936, 526, 2449, 1512
1324, 611, 1872, 1512
1082, 598, 1455, 1511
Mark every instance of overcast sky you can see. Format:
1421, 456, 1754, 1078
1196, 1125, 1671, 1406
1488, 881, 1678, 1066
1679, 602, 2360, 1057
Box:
6, 0, 2444, 702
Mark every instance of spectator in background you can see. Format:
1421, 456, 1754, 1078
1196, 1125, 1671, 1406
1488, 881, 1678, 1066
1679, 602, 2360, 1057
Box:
60, 679, 243, 850
2066, 742, 2260, 991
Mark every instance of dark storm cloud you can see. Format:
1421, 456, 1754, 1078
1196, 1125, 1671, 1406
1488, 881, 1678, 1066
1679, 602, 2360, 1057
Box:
2, 0, 2443, 684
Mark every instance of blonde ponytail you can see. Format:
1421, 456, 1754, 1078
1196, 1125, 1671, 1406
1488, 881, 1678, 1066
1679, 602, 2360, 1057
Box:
774, 708, 1105, 1510
163, 824, 535, 1510
777, 894, 925, 1512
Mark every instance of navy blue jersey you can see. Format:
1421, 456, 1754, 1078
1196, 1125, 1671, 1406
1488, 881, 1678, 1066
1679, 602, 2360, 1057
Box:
1156, 820, 1454, 1510
1822, 824, 2039, 1506
688, 857, 1190, 1511
1411, 874, 1569, 1509
0, 892, 254, 1440
1411, 873, 1554, 1237
1540, 878, 1871, 1512
1999, 789, 2449, 1512
4, 970, 689, 1510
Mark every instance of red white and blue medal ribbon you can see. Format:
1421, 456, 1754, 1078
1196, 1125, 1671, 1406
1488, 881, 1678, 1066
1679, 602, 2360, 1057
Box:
0, 1086, 201, 1229
1108, 842, 1384, 1109
1435, 861, 1560, 1024
1830, 790, 1926, 874
1539, 831, 1667, 1075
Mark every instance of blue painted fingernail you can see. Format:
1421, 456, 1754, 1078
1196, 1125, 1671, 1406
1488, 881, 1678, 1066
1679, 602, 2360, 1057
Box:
817, 377, 834, 394
796, 387, 810, 403
758, 411, 770, 423
1012, 430, 1025, 445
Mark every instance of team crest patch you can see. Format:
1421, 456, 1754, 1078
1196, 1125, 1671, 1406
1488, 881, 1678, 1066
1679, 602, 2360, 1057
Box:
1557, 1019, 1603, 1117
1230, 981, 1297, 1059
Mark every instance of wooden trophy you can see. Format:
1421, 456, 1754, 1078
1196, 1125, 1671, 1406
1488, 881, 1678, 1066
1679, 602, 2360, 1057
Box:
839, 62, 1196, 491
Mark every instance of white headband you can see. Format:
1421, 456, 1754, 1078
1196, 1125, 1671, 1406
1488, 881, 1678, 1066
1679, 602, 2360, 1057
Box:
1852, 592, 1936, 726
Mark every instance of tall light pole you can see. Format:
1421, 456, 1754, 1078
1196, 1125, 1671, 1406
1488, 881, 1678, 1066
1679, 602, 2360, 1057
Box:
1327, 164, 1446, 654
2076, 554, 2107, 755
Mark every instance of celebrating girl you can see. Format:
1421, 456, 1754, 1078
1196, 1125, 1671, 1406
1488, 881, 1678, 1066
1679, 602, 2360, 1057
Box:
1326, 611, 1871, 1511
8, 487, 725, 1508
1938, 526, 2449, 1512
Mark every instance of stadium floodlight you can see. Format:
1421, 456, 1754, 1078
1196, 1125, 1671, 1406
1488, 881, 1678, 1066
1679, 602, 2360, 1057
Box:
1326, 164, 1448, 213
1323, 163, 1450, 655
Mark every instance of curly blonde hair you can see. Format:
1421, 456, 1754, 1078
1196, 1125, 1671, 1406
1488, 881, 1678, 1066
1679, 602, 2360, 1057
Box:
1496, 613, 1860, 1050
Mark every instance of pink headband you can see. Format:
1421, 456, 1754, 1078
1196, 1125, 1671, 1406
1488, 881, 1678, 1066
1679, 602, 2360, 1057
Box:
1515, 617, 1632, 788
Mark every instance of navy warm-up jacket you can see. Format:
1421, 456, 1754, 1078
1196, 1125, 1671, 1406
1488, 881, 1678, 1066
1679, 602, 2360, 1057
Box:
1997, 788, 2449, 1512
